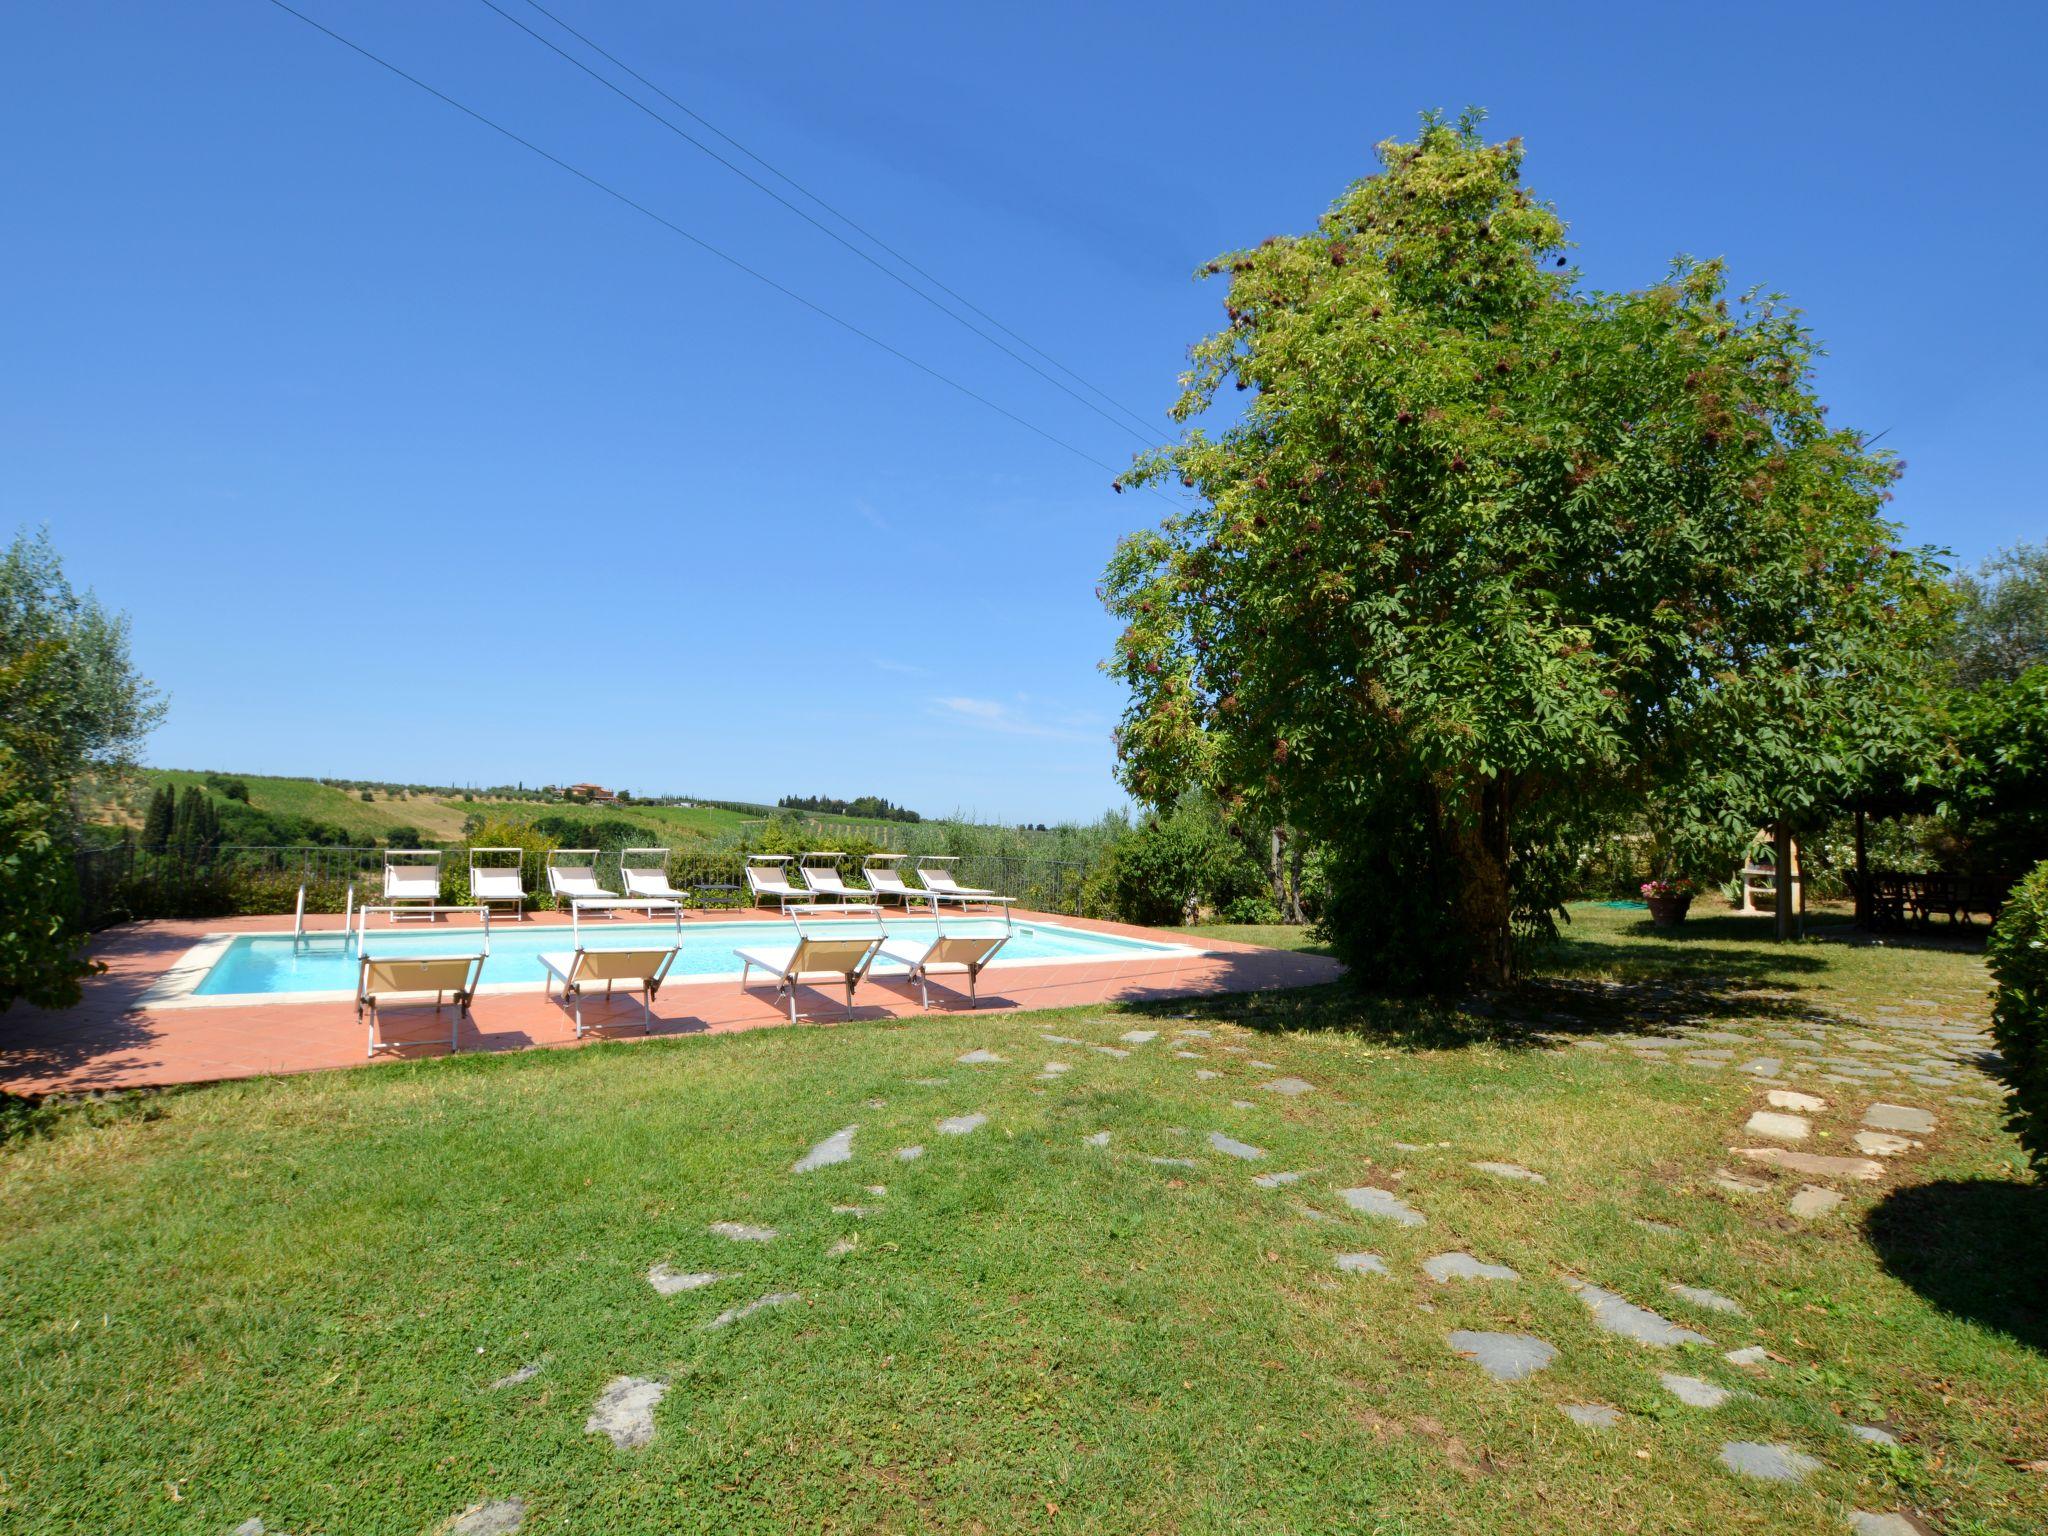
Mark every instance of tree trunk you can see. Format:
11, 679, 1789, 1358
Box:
1853, 808, 1869, 929
1453, 777, 1515, 988
1772, 820, 1795, 943
1285, 832, 1305, 924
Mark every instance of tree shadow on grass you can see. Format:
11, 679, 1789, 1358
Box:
1865, 1179, 2048, 1355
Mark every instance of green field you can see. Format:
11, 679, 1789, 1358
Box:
3, 906, 2040, 1534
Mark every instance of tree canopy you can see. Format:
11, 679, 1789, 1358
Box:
1102, 111, 1944, 988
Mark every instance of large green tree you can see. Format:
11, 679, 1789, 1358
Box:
1103, 112, 1944, 988
0, 528, 163, 1010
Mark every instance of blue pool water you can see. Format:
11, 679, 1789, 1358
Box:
191, 916, 1184, 997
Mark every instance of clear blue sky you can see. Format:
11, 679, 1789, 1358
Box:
5, 2, 2041, 822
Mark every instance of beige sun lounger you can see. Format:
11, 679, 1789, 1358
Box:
382, 849, 443, 922
798, 853, 871, 903
745, 857, 810, 909
914, 858, 997, 902
356, 951, 484, 1057
538, 945, 680, 1037
468, 847, 529, 920
546, 850, 618, 912
734, 904, 886, 1022
860, 856, 925, 907
620, 848, 687, 903
878, 922, 1012, 1009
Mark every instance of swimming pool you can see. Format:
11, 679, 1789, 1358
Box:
173, 916, 1192, 1003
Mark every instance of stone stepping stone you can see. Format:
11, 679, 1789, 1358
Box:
1718, 1441, 1822, 1482
1173, 1049, 1203, 1059
1447, 1330, 1556, 1382
1293, 1202, 1334, 1223
488, 1359, 545, 1390
1849, 1513, 1925, 1536
1339, 1186, 1426, 1226
1733, 1147, 1883, 1181
1863, 1103, 1935, 1135
647, 1265, 724, 1296
449, 1499, 524, 1536
1252, 1169, 1305, 1188
1260, 1076, 1315, 1096
1207, 1131, 1267, 1160
1423, 1252, 1519, 1283
1667, 1283, 1745, 1317
1231, 1099, 1256, 1110
706, 1291, 798, 1330
937, 1113, 987, 1136
1247, 1058, 1279, 1070
1041, 1033, 1085, 1045
1568, 1281, 1710, 1345
1560, 1403, 1621, 1430
586, 1376, 666, 1450
830, 1203, 871, 1217
1092, 1045, 1131, 1059
1119, 1029, 1159, 1044
1635, 1218, 1682, 1236
1470, 1161, 1547, 1185
1724, 1345, 1770, 1367
1660, 1372, 1733, 1408
1334, 1251, 1389, 1275
1177, 1027, 1213, 1038
956, 1049, 1005, 1065
1036, 1062, 1072, 1079
1852, 1130, 1917, 1156
1767, 1090, 1827, 1112
1194, 1069, 1221, 1081
895, 1144, 924, 1161
826, 1236, 857, 1257
1789, 1185, 1844, 1218
1845, 1421, 1899, 1446
1743, 1110, 1809, 1142
1737, 1058, 1783, 1076
1082, 1130, 1111, 1147
908, 1077, 948, 1087
793, 1125, 857, 1173
708, 1221, 778, 1243
1147, 1155, 1198, 1168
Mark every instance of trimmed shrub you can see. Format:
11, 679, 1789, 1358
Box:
1988, 857, 2048, 1177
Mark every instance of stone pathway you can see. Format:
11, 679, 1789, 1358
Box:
1448, 1330, 1556, 1382
1423, 1252, 1518, 1283
1339, 1186, 1426, 1226
793, 1126, 857, 1173
647, 1264, 724, 1296
1718, 1441, 1822, 1482
448, 1499, 524, 1535
1568, 1281, 1711, 1347
585, 1376, 666, 1450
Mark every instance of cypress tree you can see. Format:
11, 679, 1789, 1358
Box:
140, 785, 173, 851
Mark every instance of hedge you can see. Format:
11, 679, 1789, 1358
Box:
1987, 856, 2048, 1177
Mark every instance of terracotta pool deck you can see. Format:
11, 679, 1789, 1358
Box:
0, 908, 1343, 1097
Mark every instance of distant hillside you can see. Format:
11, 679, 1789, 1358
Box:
84, 769, 928, 848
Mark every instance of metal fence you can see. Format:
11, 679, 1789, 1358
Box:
74, 845, 1103, 927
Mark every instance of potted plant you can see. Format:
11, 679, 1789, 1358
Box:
1641, 876, 1695, 927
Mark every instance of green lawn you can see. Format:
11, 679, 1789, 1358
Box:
2, 907, 2042, 1534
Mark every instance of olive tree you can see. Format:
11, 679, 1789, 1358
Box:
1103, 111, 1943, 988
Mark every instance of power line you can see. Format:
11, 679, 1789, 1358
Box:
475, 0, 1162, 449
511, 0, 1165, 444
257, 0, 1144, 484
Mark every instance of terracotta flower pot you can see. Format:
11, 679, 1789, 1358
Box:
1646, 892, 1692, 927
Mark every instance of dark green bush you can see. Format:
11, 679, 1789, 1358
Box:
1987, 857, 2048, 1177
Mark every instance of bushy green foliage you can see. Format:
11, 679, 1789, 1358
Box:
1987, 858, 2048, 1177
778, 793, 922, 823
1094, 794, 1267, 928
1926, 665, 2048, 877
1104, 111, 1944, 987
1943, 543, 2048, 689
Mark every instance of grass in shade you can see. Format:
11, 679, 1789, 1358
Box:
2, 905, 2041, 1534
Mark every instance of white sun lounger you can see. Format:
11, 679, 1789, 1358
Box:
734, 904, 886, 1022
620, 847, 688, 904
546, 849, 618, 913
878, 918, 1012, 1009
915, 857, 999, 904
382, 849, 443, 922
538, 944, 680, 1037
745, 856, 810, 910
798, 851, 871, 903
356, 951, 484, 1057
468, 847, 529, 920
